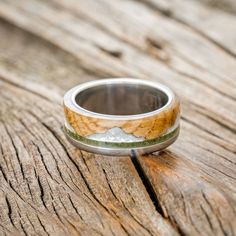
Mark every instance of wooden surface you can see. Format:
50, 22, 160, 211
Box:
0, 0, 235, 235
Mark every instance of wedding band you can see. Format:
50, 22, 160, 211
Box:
63, 78, 180, 155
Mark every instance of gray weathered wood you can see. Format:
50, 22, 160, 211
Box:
0, 0, 235, 235
139, 0, 236, 56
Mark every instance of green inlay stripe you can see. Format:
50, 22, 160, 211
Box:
64, 126, 179, 148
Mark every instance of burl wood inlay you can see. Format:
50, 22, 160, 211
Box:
64, 99, 180, 139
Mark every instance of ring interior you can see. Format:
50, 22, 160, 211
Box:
75, 83, 169, 116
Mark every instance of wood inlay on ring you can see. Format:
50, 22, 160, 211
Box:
64, 99, 180, 139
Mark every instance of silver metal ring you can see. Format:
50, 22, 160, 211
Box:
63, 78, 180, 155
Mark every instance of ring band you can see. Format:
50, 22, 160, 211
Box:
63, 78, 180, 155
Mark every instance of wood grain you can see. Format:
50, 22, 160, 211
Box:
0, 0, 235, 235
64, 98, 180, 139
0, 76, 176, 235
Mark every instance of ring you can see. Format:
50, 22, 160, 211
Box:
63, 78, 180, 155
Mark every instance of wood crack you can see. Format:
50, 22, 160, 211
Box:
130, 152, 165, 216
67, 195, 83, 220
33, 143, 58, 184
101, 168, 119, 202
5, 196, 15, 227
34, 170, 47, 210
36, 215, 50, 236
199, 204, 214, 231
2, 123, 25, 183
201, 191, 228, 236
130, 152, 183, 235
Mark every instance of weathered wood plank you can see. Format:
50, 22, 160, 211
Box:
137, 152, 236, 236
1, 18, 234, 236
138, 0, 236, 56
0, 77, 177, 235
46, 0, 236, 84
0, 0, 236, 125
0, 0, 235, 147
0, 0, 235, 235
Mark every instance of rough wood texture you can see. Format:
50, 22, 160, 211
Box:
0, 0, 235, 235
